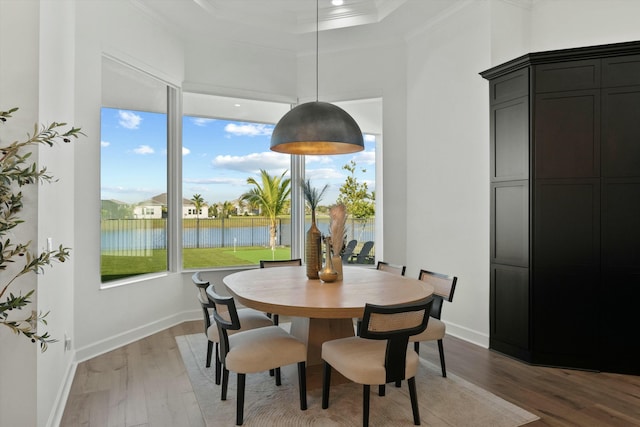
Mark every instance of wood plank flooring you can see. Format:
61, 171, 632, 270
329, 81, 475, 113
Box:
60, 321, 640, 426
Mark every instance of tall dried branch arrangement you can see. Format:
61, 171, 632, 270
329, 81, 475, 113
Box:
329, 203, 347, 254
0, 107, 83, 351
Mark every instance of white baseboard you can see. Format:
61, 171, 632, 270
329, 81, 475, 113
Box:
445, 321, 489, 348
48, 356, 77, 427
74, 309, 200, 363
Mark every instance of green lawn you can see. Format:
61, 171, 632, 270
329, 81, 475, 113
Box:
101, 246, 292, 282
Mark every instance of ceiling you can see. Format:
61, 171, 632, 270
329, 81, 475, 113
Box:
131, 0, 468, 53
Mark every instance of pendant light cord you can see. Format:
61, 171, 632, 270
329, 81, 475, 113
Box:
316, 0, 319, 102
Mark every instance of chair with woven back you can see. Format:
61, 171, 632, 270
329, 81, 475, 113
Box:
259, 258, 302, 325
191, 272, 273, 385
207, 285, 308, 425
321, 298, 434, 426
355, 261, 406, 335
408, 269, 458, 377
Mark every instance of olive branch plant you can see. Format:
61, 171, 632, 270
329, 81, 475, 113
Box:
0, 107, 83, 352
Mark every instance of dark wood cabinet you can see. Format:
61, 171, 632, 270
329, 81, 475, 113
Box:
481, 41, 640, 375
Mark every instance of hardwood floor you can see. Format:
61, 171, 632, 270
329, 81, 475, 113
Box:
61, 320, 640, 426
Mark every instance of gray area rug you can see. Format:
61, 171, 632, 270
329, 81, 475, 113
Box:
176, 332, 539, 426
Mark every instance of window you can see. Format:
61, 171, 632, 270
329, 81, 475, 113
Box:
100, 57, 171, 283
101, 78, 378, 279
181, 93, 378, 270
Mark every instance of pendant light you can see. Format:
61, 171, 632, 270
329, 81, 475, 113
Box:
270, 0, 364, 155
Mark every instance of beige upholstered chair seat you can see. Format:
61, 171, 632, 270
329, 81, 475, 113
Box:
409, 317, 445, 342
322, 337, 420, 385
225, 326, 307, 374
206, 309, 273, 342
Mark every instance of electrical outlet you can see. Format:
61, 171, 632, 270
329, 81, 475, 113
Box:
64, 333, 71, 352
47, 237, 53, 252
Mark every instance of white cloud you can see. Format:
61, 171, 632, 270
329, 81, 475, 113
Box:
305, 155, 334, 165
213, 151, 289, 172
183, 147, 191, 156
133, 145, 154, 155
118, 110, 142, 129
224, 122, 273, 137
184, 177, 247, 186
352, 149, 375, 165
192, 117, 215, 127
364, 134, 376, 142
305, 168, 344, 180
101, 140, 110, 147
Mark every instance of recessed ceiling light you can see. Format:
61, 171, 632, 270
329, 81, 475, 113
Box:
331, 0, 344, 5
234, 103, 241, 107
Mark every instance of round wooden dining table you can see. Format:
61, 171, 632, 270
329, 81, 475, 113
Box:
223, 265, 434, 367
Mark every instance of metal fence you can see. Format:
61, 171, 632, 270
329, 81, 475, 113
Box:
101, 216, 375, 253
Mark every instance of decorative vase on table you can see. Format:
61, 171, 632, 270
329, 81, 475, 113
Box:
306, 209, 322, 279
319, 236, 338, 283
331, 241, 343, 281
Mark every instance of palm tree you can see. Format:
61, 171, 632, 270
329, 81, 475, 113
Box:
191, 193, 205, 248
241, 169, 291, 251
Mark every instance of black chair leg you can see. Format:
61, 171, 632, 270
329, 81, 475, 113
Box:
236, 373, 245, 425
414, 341, 420, 354
221, 368, 229, 400
298, 362, 307, 410
395, 380, 401, 388
206, 340, 213, 368
275, 367, 282, 386
322, 362, 332, 409
215, 343, 221, 385
378, 384, 385, 396
408, 377, 420, 425
267, 312, 278, 376
363, 384, 370, 427
437, 339, 447, 378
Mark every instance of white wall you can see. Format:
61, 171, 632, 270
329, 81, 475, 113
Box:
405, 1, 494, 346
37, 2, 77, 426
0, 2, 41, 426
531, 0, 640, 52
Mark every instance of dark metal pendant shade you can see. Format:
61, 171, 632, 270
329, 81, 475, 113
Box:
270, 101, 364, 155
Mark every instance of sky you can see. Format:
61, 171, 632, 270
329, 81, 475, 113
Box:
100, 108, 375, 206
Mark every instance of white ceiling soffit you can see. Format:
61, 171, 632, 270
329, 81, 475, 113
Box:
193, 0, 408, 33
131, 0, 468, 52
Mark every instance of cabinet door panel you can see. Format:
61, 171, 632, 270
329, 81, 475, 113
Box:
491, 68, 529, 104
601, 179, 640, 374
532, 180, 600, 369
535, 60, 599, 93
602, 86, 640, 177
492, 97, 529, 181
490, 264, 530, 357
534, 90, 600, 178
492, 182, 528, 267
602, 54, 640, 87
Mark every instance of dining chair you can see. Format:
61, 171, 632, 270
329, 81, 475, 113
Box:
321, 298, 434, 427
355, 261, 407, 335
191, 272, 273, 385
206, 285, 307, 426
408, 269, 458, 377
376, 260, 406, 276
259, 258, 302, 325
